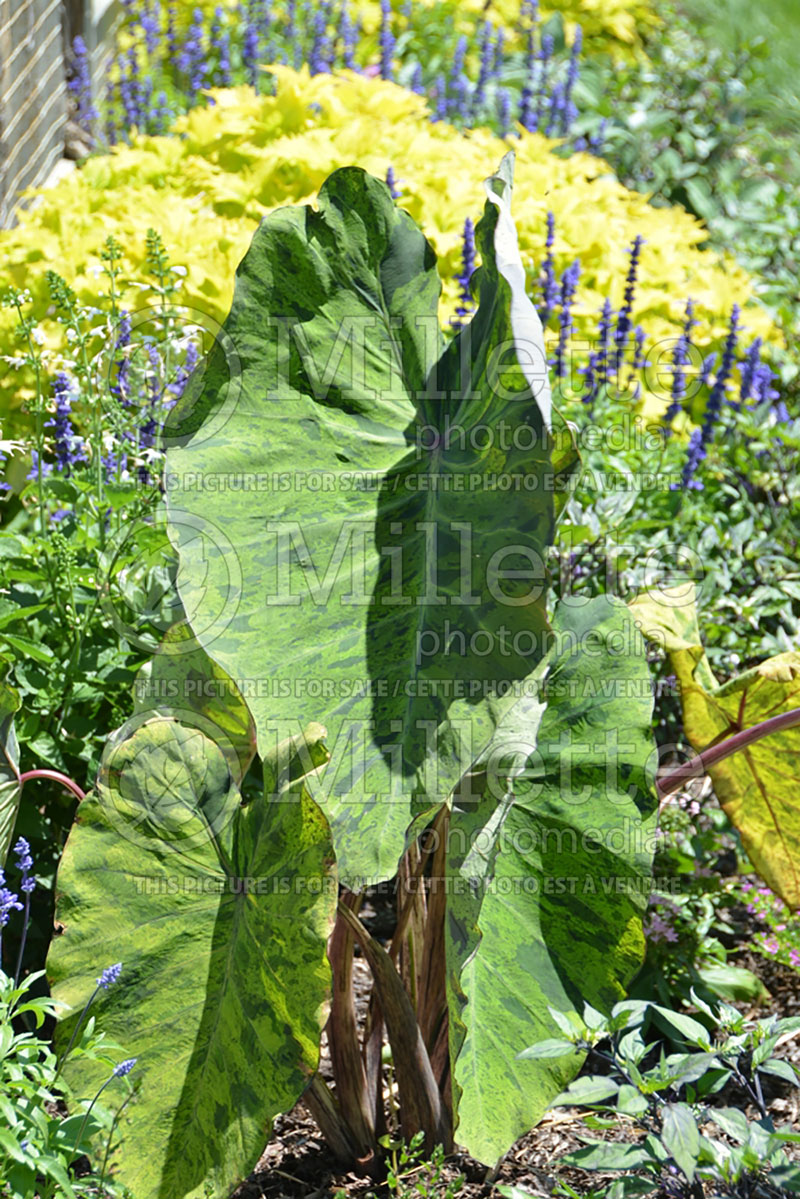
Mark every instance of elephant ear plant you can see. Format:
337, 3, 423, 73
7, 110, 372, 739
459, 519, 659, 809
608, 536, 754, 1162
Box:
39, 155, 800, 1199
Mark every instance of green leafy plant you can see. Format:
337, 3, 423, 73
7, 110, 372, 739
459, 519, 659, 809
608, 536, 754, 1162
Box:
0, 235, 212, 975
336, 1131, 464, 1199
38, 157, 800, 1199
519, 996, 800, 1198
0, 841, 135, 1199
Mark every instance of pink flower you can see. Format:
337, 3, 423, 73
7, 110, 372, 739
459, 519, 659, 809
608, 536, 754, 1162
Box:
645, 913, 679, 944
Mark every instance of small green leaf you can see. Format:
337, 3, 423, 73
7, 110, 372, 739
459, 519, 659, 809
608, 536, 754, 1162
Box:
662, 1103, 700, 1182
759, 1059, 799, 1086
551, 1076, 620, 1105
615, 1084, 650, 1116
651, 1006, 711, 1049
709, 1107, 749, 1145
562, 1142, 657, 1171
0, 1126, 28, 1164
696, 963, 769, 1003
517, 1038, 576, 1060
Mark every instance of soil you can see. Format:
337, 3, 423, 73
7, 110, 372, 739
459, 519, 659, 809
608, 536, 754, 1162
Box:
229, 896, 800, 1199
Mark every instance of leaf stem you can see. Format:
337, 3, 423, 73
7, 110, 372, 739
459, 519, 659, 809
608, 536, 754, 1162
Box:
657, 707, 800, 807
18, 769, 86, 801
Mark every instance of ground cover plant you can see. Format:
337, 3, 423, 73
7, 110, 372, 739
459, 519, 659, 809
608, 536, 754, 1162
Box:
1, 0, 800, 1196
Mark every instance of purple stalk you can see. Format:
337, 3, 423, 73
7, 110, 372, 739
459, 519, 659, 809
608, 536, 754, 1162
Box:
658, 707, 800, 806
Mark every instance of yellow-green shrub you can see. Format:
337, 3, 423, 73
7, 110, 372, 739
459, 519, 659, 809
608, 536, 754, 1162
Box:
176, 0, 658, 53
0, 67, 777, 431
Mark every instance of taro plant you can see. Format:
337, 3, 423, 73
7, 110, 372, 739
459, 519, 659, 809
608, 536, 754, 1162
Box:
30, 156, 800, 1199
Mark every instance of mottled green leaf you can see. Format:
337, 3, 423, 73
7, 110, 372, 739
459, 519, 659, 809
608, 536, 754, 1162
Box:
0, 681, 21, 866
133, 621, 257, 783
631, 586, 800, 908
166, 154, 569, 888
47, 718, 335, 1199
446, 596, 658, 1165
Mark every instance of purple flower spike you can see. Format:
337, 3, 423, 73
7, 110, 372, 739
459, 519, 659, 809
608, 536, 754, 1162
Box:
140, 2, 160, 57
113, 1057, 137, 1077
211, 7, 233, 85
14, 838, 33, 875
385, 165, 401, 199
451, 216, 476, 330
68, 36, 99, 126
178, 8, 207, 102
473, 22, 493, 115
46, 373, 87, 476
739, 337, 762, 406
27, 450, 53, 481
555, 259, 581, 379
539, 211, 557, 324
309, 6, 329, 74
97, 962, 123, 989
379, 0, 395, 81
339, 3, 356, 70
497, 87, 511, 137
243, 21, 260, 89
0, 864, 23, 929
596, 297, 613, 386
492, 27, 506, 78
663, 298, 697, 430
614, 234, 644, 373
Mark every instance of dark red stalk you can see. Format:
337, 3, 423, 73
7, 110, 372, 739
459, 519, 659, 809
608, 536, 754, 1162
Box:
656, 707, 800, 808
18, 769, 86, 802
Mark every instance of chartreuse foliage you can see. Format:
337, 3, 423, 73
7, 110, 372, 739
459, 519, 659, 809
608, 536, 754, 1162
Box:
0, 68, 778, 437
631, 585, 800, 909
44, 154, 660, 1196
182, 0, 657, 52
340, 0, 658, 53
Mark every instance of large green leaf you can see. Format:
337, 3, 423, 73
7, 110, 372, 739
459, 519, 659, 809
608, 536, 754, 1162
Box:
0, 681, 21, 866
166, 154, 567, 888
631, 587, 800, 908
446, 596, 658, 1164
47, 718, 336, 1199
132, 621, 257, 784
